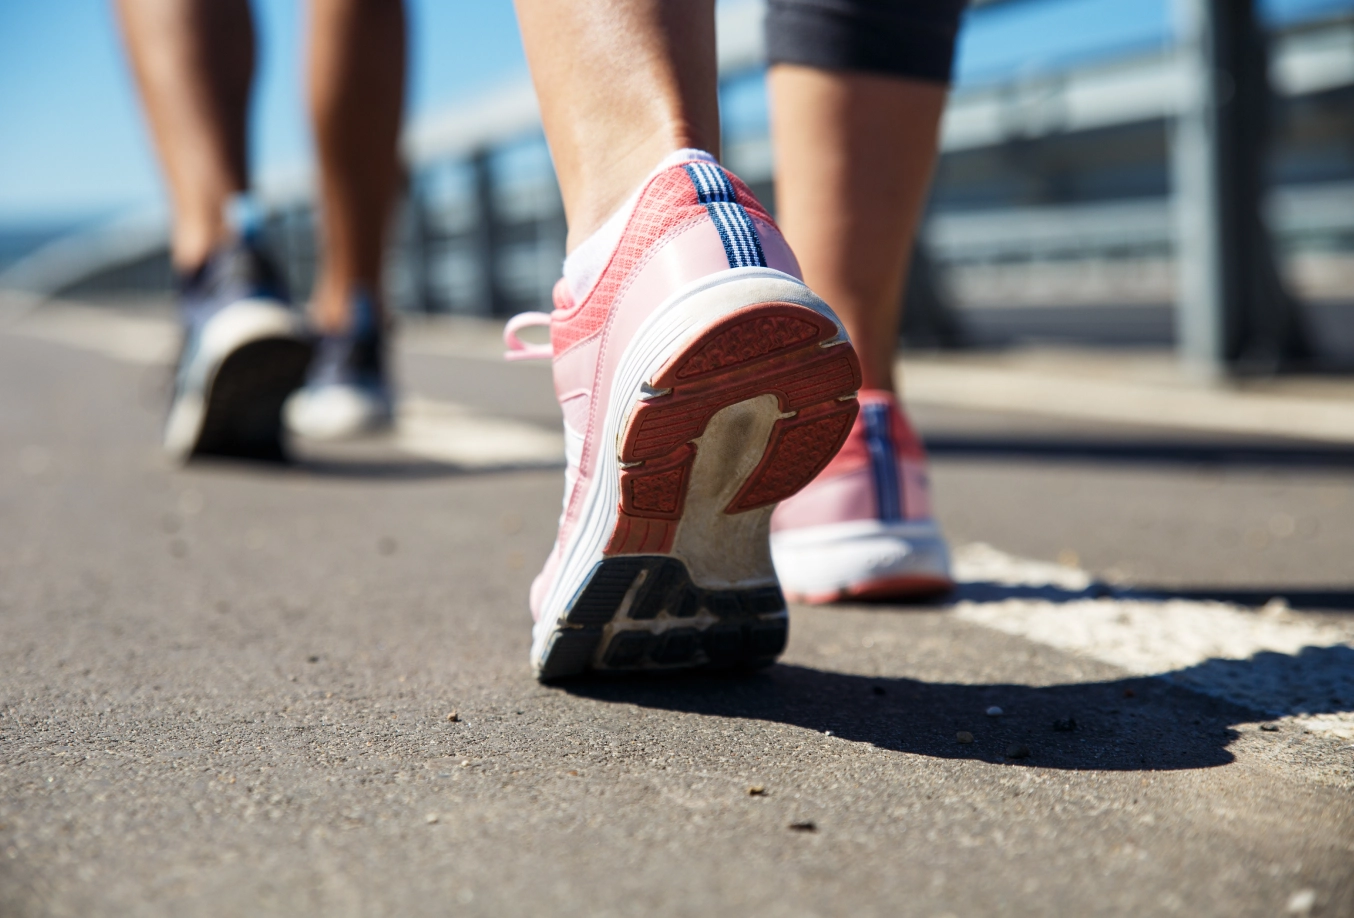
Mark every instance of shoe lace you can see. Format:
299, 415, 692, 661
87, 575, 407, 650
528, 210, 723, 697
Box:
503, 312, 552, 361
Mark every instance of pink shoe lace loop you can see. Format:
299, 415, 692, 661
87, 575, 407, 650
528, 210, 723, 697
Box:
503, 311, 553, 361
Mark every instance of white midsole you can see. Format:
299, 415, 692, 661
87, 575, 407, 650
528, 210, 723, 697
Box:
770, 518, 952, 596
531, 267, 847, 667
163, 298, 306, 457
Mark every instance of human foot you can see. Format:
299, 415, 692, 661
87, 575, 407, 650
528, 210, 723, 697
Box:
770, 389, 952, 603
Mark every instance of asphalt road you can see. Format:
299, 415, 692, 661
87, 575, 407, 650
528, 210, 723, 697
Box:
2, 311, 1352, 917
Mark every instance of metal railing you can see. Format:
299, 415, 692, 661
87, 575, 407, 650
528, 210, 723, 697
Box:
5, 0, 1352, 370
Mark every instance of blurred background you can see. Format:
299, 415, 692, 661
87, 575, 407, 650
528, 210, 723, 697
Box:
1, 0, 1352, 372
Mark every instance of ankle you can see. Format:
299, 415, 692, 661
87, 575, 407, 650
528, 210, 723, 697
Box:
311, 279, 381, 335
171, 222, 230, 275
563, 126, 716, 248
562, 148, 718, 303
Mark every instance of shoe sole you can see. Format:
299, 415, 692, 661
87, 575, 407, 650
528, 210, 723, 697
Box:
164, 299, 311, 462
771, 519, 953, 604
194, 337, 313, 460
534, 270, 861, 680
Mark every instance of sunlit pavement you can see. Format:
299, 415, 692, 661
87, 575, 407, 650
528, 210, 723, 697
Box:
2, 302, 1352, 917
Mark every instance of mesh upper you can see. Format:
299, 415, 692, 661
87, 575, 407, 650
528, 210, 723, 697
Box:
551, 164, 774, 355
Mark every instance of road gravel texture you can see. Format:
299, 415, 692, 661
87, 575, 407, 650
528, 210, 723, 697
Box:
2, 328, 1352, 916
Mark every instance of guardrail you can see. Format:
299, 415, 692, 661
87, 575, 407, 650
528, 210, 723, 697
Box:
927, 181, 1354, 263
253, 3, 1354, 328
4, 0, 1351, 369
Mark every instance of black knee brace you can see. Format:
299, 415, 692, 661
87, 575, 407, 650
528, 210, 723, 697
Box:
765, 0, 968, 84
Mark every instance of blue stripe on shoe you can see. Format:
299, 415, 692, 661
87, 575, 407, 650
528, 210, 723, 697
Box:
862, 402, 903, 523
683, 162, 767, 269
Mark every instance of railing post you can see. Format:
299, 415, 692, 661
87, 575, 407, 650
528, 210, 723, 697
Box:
1172, 0, 1225, 373
470, 148, 506, 317
408, 173, 437, 314
541, 170, 567, 312
1171, 0, 1307, 376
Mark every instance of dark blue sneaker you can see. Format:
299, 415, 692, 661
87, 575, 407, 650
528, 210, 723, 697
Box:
163, 240, 311, 461
283, 289, 394, 440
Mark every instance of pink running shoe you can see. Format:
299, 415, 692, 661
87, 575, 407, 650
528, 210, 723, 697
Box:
505, 156, 861, 679
769, 390, 953, 603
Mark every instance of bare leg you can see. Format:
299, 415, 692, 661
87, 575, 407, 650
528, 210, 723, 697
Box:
116, 0, 253, 273
514, 0, 720, 251
306, 0, 406, 332
769, 65, 947, 393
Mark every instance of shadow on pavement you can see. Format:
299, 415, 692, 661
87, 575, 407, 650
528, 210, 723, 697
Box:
927, 435, 1354, 470
563, 640, 1353, 772
942, 581, 1354, 614
1168, 646, 1354, 716
294, 457, 561, 481
1132, 587, 1354, 612
564, 663, 1259, 771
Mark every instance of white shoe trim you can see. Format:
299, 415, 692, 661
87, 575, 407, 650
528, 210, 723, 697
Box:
770, 518, 953, 597
285, 383, 394, 441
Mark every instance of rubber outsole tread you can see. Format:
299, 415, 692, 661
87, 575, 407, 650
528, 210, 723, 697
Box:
192, 337, 312, 461
612, 303, 862, 545
537, 555, 788, 681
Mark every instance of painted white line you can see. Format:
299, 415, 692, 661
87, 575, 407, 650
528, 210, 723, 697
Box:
8, 302, 178, 365
395, 396, 563, 470
901, 360, 1354, 445
952, 543, 1354, 737
952, 541, 1093, 592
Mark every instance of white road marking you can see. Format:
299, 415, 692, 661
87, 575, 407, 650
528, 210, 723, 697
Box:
952, 543, 1354, 738
395, 396, 563, 470
9, 301, 178, 365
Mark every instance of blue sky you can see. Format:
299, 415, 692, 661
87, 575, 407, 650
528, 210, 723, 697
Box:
0, 0, 1348, 226
0, 0, 527, 224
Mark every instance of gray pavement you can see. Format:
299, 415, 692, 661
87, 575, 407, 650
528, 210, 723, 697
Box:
2, 307, 1352, 917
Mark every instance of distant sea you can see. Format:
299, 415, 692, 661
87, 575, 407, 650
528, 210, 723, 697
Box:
0, 220, 91, 276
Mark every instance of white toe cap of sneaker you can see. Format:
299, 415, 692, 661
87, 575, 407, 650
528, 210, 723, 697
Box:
284, 384, 394, 441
